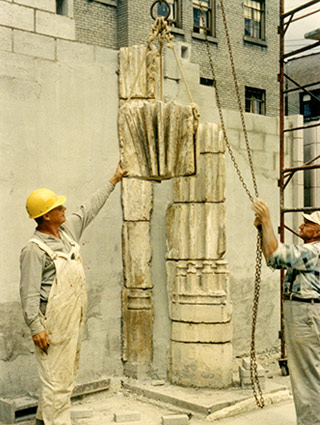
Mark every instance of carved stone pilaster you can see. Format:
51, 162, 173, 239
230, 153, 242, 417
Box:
119, 45, 158, 100
122, 288, 153, 364
166, 122, 232, 388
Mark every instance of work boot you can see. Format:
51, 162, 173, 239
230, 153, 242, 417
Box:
35, 419, 44, 425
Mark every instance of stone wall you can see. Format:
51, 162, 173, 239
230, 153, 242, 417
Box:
0, 0, 122, 397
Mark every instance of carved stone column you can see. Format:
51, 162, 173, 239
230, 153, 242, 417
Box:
166, 123, 233, 388
119, 46, 156, 378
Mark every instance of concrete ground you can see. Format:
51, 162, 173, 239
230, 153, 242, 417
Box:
7, 352, 296, 425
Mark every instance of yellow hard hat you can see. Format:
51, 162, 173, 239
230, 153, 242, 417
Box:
26, 188, 66, 219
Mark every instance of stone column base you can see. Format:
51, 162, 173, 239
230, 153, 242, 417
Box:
170, 341, 232, 388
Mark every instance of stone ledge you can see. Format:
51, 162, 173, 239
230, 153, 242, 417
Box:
121, 379, 290, 418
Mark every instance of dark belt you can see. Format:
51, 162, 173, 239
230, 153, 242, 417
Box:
284, 294, 320, 303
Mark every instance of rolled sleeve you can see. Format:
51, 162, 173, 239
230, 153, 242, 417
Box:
20, 244, 45, 336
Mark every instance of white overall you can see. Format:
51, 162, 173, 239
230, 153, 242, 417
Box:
30, 233, 87, 425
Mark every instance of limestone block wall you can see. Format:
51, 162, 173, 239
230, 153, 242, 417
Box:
0, 4, 122, 397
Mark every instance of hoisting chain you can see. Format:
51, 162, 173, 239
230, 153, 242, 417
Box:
199, 0, 264, 408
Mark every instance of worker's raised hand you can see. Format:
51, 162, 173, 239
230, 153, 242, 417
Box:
109, 161, 128, 186
32, 330, 50, 353
252, 199, 271, 229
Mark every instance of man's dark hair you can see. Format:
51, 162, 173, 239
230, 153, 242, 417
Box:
35, 216, 44, 226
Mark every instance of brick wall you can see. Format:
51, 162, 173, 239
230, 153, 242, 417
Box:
74, 0, 117, 48
69, 0, 279, 115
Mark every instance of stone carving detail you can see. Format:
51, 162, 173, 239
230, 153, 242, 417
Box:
122, 222, 152, 289
166, 122, 232, 388
119, 45, 158, 100
121, 178, 153, 221
122, 288, 153, 363
166, 203, 226, 260
119, 100, 199, 180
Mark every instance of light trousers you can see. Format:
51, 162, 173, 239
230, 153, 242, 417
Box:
284, 300, 320, 425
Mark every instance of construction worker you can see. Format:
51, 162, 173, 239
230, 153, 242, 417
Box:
20, 162, 126, 425
252, 199, 320, 425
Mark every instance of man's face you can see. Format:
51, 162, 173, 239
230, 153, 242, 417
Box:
299, 219, 320, 242
47, 205, 66, 227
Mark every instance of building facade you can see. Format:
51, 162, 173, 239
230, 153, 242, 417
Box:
70, 0, 279, 116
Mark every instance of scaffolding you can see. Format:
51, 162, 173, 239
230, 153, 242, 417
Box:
279, 0, 320, 375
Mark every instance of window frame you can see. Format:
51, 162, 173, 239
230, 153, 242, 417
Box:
245, 86, 266, 115
244, 0, 265, 41
192, 0, 215, 37
300, 88, 320, 122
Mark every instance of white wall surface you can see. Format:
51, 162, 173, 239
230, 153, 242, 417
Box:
0, 38, 123, 396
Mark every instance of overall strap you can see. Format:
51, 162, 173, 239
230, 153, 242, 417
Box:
29, 238, 58, 261
60, 230, 79, 248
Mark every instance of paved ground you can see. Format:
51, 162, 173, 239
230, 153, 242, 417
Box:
7, 352, 296, 425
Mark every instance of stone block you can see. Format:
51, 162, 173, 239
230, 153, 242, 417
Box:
171, 321, 232, 343
252, 150, 275, 173
198, 122, 224, 153
239, 133, 265, 152
0, 2, 34, 31
71, 407, 93, 419
170, 341, 232, 388
169, 303, 232, 324
0, 26, 12, 52
13, 30, 55, 60
94, 45, 118, 70
166, 203, 225, 260
36, 11, 75, 40
123, 362, 150, 379
173, 153, 225, 203
122, 288, 153, 363
14, 0, 55, 12
239, 364, 264, 378
0, 50, 36, 80
162, 414, 189, 425
122, 222, 152, 288
56, 39, 94, 63
122, 178, 153, 221
118, 100, 198, 180
241, 356, 264, 371
119, 45, 158, 100
114, 411, 141, 422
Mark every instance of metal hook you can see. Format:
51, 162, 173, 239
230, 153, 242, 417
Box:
150, 0, 171, 21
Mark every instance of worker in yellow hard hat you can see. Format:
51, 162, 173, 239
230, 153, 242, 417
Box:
20, 162, 127, 425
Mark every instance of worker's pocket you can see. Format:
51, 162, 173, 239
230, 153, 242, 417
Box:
44, 295, 81, 344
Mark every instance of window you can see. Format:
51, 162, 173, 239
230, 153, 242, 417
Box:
157, 0, 182, 28
245, 87, 266, 115
193, 0, 215, 36
244, 0, 265, 40
300, 89, 320, 122
56, 0, 73, 16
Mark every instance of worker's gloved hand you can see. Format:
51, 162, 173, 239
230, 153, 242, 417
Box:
32, 330, 50, 354
109, 161, 128, 186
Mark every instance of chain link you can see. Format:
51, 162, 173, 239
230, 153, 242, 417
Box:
199, 0, 264, 408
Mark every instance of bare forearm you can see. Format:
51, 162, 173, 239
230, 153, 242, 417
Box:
261, 220, 278, 260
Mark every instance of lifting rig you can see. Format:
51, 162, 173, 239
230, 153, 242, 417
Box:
279, 0, 320, 376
